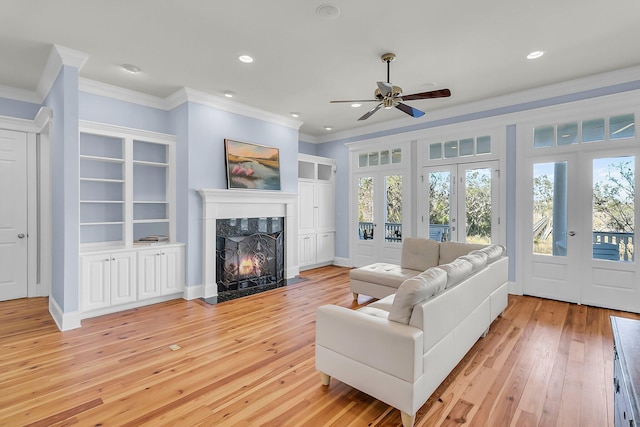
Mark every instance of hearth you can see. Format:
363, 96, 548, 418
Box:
216, 217, 284, 302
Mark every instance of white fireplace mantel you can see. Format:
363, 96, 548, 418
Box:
198, 189, 299, 299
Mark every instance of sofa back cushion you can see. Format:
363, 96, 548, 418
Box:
471, 244, 505, 264
438, 241, 487, 265
401, 237, 440, 271
388, 267, 447, 324
439, 258, 474, 288
459, 251, 488, 272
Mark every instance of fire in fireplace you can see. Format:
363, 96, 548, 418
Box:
216, 217, 284, 302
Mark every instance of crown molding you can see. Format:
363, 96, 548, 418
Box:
79, 78, 168, 110
167, 87, 303, 130
37, 44, 89, 101
0, 84, 40, 104
298, 132, 318, 143
317, 65, 640, 144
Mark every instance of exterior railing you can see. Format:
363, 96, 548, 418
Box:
357, 222, 403, 242
593, 231, 635, 261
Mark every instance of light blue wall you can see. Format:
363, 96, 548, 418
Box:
298, 141, 317, 155
183, 102, 299, 286
43, 66, 80, 311
79, 92, 172, 134
0, 97, 40, 119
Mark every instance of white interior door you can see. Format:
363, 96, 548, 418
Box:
0, 129, 28, 301
422, 161, 499, 244
352, 171, 407, 267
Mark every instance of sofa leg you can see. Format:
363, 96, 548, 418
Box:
319, 372, 331, 386
352, 292, 358, 301
400, 411, 415, 427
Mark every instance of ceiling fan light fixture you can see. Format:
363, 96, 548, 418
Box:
527, 50, 545, 60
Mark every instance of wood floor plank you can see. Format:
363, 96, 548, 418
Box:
1, 266, 639, 426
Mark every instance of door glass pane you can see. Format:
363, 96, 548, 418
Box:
459, 138, 474, 156
444, 140, 458, 158
592, 156, 635, 261
477, 136, 491, 154
557, 122, 578, 146
358, 153, 368, 167
465, 168, 491, 244
609, 114, 635, 140
534, 126, 554, 148
533, 162, 568, 256
391, 148, 402, 163
429, 143, 442, 159
380, 150, 390, 165
368, 152, 379, 166
582, 118, 605, 143
385, 175, 402, 243
358, 176, 374, 240
428, 171, 451, 242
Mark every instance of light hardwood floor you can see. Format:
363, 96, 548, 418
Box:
1, 265, 639, 426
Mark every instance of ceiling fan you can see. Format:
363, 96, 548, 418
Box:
330, 53, 451, 121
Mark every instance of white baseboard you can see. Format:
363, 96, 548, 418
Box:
508, 280, 521, 295
333, 257, 350, 268
184, 284, 204, 300
49, 297, 82, 331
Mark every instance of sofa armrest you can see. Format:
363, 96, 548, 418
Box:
316, 305, 423, 383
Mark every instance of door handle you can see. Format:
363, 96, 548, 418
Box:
17, 233, 25, 239
568, 231, 576, 236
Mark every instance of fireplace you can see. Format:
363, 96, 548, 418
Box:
198, 189, 299, 303
216, 217, 284, 302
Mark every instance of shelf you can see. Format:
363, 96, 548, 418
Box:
81, 200, 124, 204
133, 160, 168, 167
80, 178, 125, 183
133, 200, 168, 204
133, 219, 170, 224
80, 154, 124, 164
81, 221, 125, 226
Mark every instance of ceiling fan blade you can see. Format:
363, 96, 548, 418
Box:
376, 82, 394, 97
330, 99, 380, 103
395, 102, 425, 118
358, 103, 383, 121
401, 88, 451, 101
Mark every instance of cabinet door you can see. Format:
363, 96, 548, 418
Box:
298, 181, 316, 233
316, 232, 335, 264
316, 182, 335, 231
298, 234, 317, 267
159, 247, 184, 295
137, 250, 161, 299
81, 254, 111, 311
110, 252, 137, 305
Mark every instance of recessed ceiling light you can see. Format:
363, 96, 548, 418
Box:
527, 50, 545, 60
223, 90, 235, 98
324, 126, 332, 131
239, 55, 254, 63
290, 112, 301, 118
351, 103, 362, 108
316, 4, 340, 19
122, 64, 140, 74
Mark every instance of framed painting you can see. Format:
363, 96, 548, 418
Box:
224, 139, 281, 190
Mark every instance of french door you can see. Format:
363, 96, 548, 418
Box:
520, 149, 640, 312
352, 170, 408, 267
421, 161, 500, 244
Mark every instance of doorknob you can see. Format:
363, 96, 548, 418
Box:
17, 233, 25, 239
568, 231, 576, 236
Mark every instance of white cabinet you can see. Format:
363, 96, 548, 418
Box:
298, 154, 336, 270
80, 244, 184, 317
80, 251, 136, 311
137, 246, 184, 299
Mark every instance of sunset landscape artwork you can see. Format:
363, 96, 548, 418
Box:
224, 139, 281, 190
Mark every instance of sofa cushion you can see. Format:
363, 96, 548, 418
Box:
473, 244, 505, 264
459, 252, 488, 272
401, 237, 440, 271
350, 263, 419, 289
356, 306, 390, 319
438, 241, 487, 265
439, 258, 474, 288
388, 268, 447, 324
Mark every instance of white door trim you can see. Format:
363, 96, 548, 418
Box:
0, 108, 52, 298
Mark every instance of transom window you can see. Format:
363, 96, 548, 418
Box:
429, 135, 491, 160
358, 148, 401, 168
533, 113, 635, 148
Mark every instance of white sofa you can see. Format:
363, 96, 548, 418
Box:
350, 238, 487, 300
316, 240, 508, 427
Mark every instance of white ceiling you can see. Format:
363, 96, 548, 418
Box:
1, 1, 640, 137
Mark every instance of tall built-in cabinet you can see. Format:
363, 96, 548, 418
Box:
79, 122, 184, 319
298, 154, 336, 270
